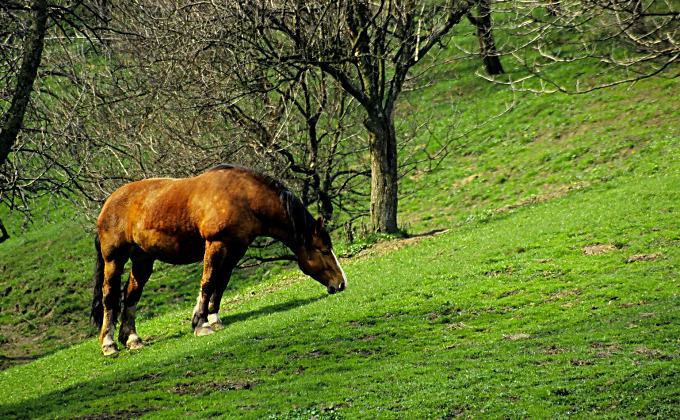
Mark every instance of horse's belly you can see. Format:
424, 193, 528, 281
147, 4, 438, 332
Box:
135, 229, 204, 264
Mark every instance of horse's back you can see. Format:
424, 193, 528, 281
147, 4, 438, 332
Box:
97, 168, 270, 263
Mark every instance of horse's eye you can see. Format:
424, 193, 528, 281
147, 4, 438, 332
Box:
320, 249, 332, 256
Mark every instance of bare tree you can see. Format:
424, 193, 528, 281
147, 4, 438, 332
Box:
0, 0, 48, 238
474, 0, 679, 92
0, 0, 109, 236
208, 1, 476, 233
78, 1, 373, 229
0, 0, 48, 167
223, 68, 368, 222
3, 0, 676, 242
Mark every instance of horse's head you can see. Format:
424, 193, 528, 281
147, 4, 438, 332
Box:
297, 217, 347, 294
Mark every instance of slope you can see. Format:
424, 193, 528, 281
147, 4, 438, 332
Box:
1, 163, 678, 418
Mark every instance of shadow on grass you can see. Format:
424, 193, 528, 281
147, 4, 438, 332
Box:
219, 294, 328, 325
0, 295, 327, 419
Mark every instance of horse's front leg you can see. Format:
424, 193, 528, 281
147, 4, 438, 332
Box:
205, 245, 247, 330
192, 241, 227, 336
119, 256, 153, 349
206, 266, 234, 331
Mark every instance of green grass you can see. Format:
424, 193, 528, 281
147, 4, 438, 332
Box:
1, 170, 678, 418
398, 75, 679, 233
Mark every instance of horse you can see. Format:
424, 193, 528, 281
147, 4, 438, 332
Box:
91, 164, 347, 356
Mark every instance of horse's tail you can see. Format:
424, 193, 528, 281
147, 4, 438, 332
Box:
91, 233, 105, 329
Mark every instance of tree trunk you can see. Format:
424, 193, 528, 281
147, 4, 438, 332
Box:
630, 0, 647, 35
0, 218, 9, 243
365, 112, 399, 234
0, 0, 49, 167
471, 0, 504, 76
546, 0, 561, 16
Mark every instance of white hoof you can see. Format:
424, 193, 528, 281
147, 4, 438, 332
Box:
102, 343, 119, 356
101, 336, 118, 356
126, 334, 144, 350
208, 313, 224, 330
194, 323, 215, 337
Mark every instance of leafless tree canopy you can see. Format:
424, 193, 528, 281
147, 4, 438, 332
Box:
472, 0, 679, 92
0, 0, 677, 238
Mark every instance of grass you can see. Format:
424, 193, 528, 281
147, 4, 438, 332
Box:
0, 169, 678, 418
398, 74, 679, 233
1, 25, 679, 417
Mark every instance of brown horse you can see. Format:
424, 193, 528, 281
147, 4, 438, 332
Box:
91, 164, 347, 356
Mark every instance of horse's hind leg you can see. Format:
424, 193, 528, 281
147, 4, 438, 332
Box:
119, 254, 153, 350
100, 257, 126, 356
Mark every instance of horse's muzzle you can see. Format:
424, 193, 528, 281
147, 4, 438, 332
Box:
327, 282, 346, 295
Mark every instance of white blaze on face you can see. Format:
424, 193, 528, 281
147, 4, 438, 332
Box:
331, 250, 347, 286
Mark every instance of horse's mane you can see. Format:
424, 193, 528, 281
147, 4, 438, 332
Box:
208, 164, 317, 249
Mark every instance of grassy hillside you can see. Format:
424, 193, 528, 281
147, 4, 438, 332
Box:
1, 34, 679, 417
1, 168, 678, 418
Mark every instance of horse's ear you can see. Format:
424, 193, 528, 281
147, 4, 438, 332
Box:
314, 216, 324, 233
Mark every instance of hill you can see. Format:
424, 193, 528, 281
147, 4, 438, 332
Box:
1, 48, 679, 417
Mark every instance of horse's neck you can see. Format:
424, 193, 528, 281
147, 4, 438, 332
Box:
255, 195, 305, 258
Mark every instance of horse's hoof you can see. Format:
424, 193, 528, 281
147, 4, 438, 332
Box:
208, 314, 223, 330
194, 324, 215, 337
102, 344, 119, 356
126, 335, 144, 350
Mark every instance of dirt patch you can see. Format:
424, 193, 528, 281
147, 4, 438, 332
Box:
498, 289, 520, 298
454, 174, 479, 189
352, 229, 450, 260
495, 182, 590, 214
633, 346, 673, 360
583, 244, 619, 256
542, 345, 569, 355
619, 300, 648, 308
503, 333, 531, 341
591, 342, 622, 358
545, 288, 581, 302
626, 253, 663, 263
170, 378, 256, 396
287, 349, 331, 361
350, 348, 382, 356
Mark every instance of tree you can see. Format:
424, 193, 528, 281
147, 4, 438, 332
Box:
477, 0, 679, 93
218, 1, 476, 233
3, 0, 676, 241
0, 0, 48, 168
0, 0, 106, 235
73, 0, 380, 232
0, 0, 48, 239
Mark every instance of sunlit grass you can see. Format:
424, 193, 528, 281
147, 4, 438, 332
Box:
1, 171, 678, 418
